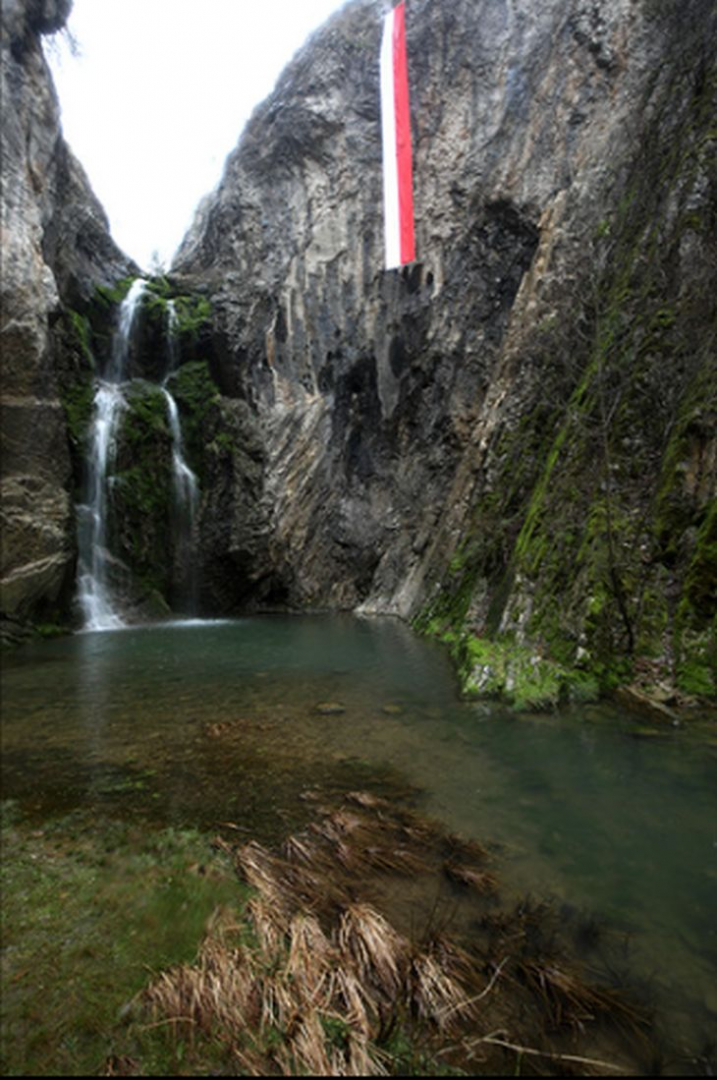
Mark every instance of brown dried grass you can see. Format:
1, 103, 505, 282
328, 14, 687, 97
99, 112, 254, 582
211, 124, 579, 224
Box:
443, 861, 499, 895
408, 952, 470, 1032
444, 833, 491, 863
518, 957, 648, 1035
143, 798, 650, 1077
337, 903, 409, 999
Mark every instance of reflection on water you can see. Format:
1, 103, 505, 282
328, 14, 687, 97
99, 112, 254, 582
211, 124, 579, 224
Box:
2, 614, 716, 1056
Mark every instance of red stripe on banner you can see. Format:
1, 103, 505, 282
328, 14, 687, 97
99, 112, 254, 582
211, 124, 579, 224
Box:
392, 3, 415, 265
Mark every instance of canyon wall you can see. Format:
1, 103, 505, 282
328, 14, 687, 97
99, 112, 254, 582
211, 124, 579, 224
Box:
0, 0, 135, 641
172, 0, 716, 702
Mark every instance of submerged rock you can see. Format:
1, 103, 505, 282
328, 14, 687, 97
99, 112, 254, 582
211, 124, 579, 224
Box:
315, 702, 347, 716
615, 686, 680, 726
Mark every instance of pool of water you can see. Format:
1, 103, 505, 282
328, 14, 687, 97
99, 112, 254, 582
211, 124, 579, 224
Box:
2, 614, 716, 1063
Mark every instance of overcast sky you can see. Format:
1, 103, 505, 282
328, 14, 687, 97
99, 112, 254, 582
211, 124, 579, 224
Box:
46, 0, 348, 270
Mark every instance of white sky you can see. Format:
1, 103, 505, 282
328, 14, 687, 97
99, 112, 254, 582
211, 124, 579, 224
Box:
46, 0, 348, 271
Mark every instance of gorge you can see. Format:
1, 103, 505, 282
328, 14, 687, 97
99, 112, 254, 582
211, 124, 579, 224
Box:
1, 0, 716, 1074
1, 0, 715, 710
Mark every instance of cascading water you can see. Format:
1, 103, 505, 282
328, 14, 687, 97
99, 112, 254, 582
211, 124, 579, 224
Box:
76, 279, 147, 631
75, 385, 126, 630
76, 281, 201, 629
161, 300, 200, 612
161, 388, 199, 611
165, 299, 179, 372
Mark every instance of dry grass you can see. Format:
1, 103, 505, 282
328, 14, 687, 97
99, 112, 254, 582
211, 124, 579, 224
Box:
518, 957, 649, 1035
141, 794, 652, 1077
142, 892, 469, 1075
444, 833, 492, 863
141, 799, 485, 1074
443, 861, 499, 896
345, 791, 392, 811
337, 903, 408, 1000
408, 952, 470, 1031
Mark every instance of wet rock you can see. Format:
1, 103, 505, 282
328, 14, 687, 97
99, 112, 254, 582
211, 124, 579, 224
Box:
314, 702, 346, 716
615, 686, 680, 726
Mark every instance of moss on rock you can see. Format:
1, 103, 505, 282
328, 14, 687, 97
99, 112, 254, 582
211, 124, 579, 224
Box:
165, 361, 220, 480
109, 382, 174, 602
416, 64, 717, 709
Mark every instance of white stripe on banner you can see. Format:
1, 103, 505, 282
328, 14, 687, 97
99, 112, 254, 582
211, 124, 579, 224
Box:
380, 8, 400, 269
380, 2, 415, 270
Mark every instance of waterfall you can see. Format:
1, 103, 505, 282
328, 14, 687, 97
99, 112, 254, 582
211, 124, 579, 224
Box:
161, 388, 199, 611
76, 279, 147, 631
75, 279, 200, 628
76, 384, 126, 630
165, 300, 179, 373
161, 300, 200, 611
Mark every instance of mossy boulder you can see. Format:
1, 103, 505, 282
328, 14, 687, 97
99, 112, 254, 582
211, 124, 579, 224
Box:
108, 381, 174, 602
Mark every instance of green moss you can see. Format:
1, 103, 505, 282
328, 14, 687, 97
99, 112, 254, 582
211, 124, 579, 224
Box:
682, 500, 717, 618
59, 377, 95, 452
165, 360, 220, 475
418, 623, 597, 712
0, 805, 243, 1077
56, 309, 98, 457
173, 294, 212, 340
68, 310, 94, 367
415, 56, 717, 710
142, 276, 213, 343
168, 360, 218, 414
34, 622, 67, 640
144, 274, 173, 300
462, 636, 573, 711
671, 502, 717, 697
514, 422, 571, 573
141, 288, 169, 322
636, 582, 670, 657
114, 464, 169, 517
84, 276, 141, 365
93, 275, 137, 308
109, 384, 174, 599
675, 637, 715, 697
122, 383, 170, 443
654, 359, 717, 559
209, 430, 236, 456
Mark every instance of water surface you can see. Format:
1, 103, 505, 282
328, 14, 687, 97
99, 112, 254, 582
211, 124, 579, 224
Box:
2, 615, 716, 1063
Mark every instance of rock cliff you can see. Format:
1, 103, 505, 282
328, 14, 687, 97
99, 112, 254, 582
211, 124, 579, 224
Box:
172, 0, 716, 701
0, 0, 135, 641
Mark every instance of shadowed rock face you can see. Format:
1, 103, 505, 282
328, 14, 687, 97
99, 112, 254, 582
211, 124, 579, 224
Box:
1, 0, 135, 640
172, 0, 715, 638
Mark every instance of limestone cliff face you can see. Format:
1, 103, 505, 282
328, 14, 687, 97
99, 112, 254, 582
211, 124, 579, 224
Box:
174, 0, 716, 697
0, 0, 134, 640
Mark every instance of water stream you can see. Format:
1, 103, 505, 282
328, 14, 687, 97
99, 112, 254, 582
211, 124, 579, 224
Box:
75, 283, 199, 629
2, 615, 715, 1068
161, 300, 200, 611
75, 279, 147, 630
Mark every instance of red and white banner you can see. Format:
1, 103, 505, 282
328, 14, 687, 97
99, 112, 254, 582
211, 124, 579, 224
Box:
380, 2, 415, 269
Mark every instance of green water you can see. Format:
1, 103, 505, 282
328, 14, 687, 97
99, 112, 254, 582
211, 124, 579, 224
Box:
2, 614, 716, 1067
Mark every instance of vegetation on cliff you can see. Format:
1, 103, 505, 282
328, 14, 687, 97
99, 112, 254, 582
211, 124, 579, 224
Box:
417, 61, 716, 709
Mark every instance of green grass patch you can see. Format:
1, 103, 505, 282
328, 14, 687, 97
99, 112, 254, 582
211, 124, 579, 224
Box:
0, 803, 244, 1076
